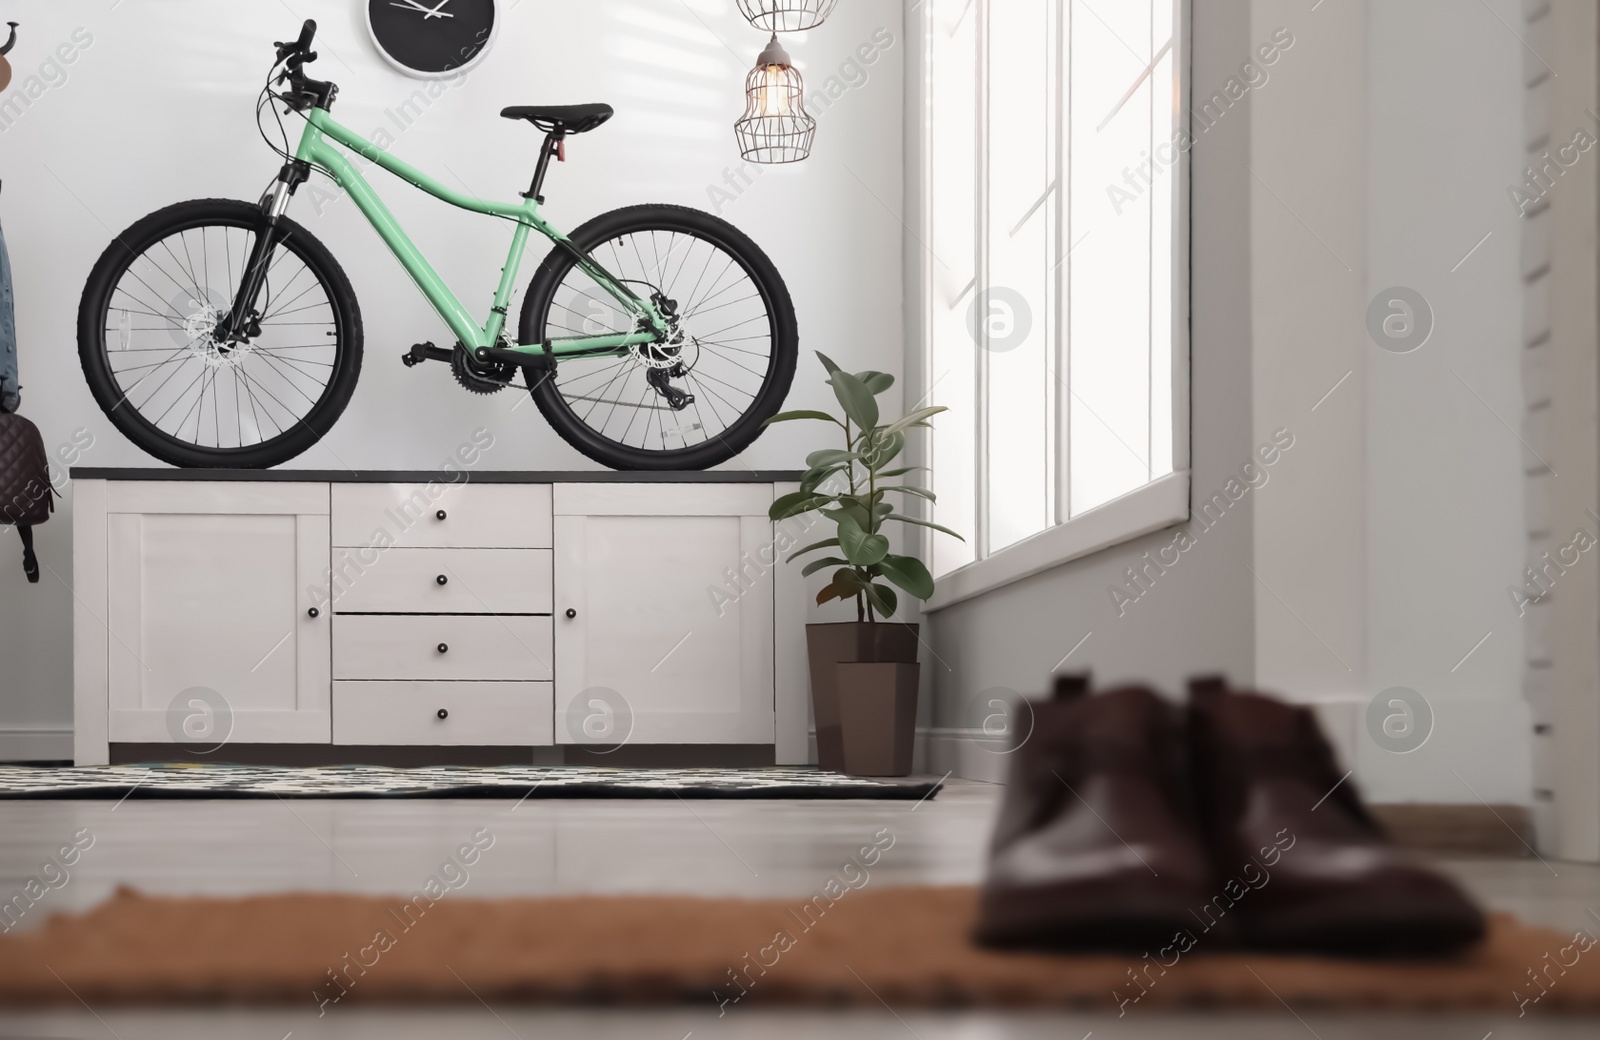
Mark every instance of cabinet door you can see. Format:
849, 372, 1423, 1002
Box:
554, 485, 774, 745
105, 482, 331, 744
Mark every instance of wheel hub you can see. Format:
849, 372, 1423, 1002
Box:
631, 292, 686, 370
186, 304, 257, 369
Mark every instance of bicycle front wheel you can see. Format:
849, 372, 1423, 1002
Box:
519, 204, 798, 471
78, 198, 364, 469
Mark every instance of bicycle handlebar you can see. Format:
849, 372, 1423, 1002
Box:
274, 19, 317, 67
271, 18, 337, 112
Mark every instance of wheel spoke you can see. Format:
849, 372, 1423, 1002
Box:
531, 222, 787, 459
92, 214, 347, 462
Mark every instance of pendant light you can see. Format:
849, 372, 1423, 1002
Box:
734, 33, 816, 164
736, 0, 838, 33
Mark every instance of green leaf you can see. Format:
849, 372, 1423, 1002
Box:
879, 406, 949, 438
800, 556, 852, 578
837, 513, 890, 567
856, 371, 895, 395
815, 351, 843, 376
828, 370, 880, 430
860, 430, 905, 472
873, 466, 926, 479
884, 514, 967, 541
785, 538, 841, 563
770, 491, 831, 522
882, 486, 937, 503
875, 502, 894, 518
805, 448, 857, 469
816, 581, 849, 606
762, 409, 841, 427
800, 466, 847, 494
823, 502, 873, 530
831, 568, 868, 595
877, 554, 935, 599
864, 582, 899, 618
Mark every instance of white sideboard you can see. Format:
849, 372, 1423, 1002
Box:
71, 471, 809, 766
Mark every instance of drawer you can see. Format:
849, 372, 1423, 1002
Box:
333, 681, 554, 746
331, 548, 552, 614
332, 483, 552, 549
334, 615, 553, 681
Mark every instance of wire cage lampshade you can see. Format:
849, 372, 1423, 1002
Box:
735, 34, 816, 164
736, 0, 838, 33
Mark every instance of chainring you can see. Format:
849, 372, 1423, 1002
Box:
451, 344, 517, 395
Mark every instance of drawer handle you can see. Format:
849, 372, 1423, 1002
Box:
436, 574, 449, 586
435, 509, 448, 521
437, 708, 449, 720
307, 607, 320, 619
565, 608, 577, 620
437, 642, 449, 654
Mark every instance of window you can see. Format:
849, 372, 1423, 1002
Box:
919, 0, 1189, 608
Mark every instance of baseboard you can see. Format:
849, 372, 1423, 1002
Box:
1370, 803, 1537, 857
0, 727, 74, 763
921, 728, 1009, 784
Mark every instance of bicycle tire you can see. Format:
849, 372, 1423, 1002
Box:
519, 204, 797, 471
78, 198, 363, 469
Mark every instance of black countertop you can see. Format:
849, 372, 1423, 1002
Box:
71, 469, 804, 484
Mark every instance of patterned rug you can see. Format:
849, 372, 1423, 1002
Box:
0, 764, 944, 801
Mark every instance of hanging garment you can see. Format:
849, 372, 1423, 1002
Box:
0, 219, 16, 413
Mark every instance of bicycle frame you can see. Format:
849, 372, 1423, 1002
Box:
290, 107, 666, 359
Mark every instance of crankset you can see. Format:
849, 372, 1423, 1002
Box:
400, 340, 517, 395
450, 343, 517, 395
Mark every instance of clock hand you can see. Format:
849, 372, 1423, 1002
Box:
390, 0, 434, 12
423, 0, 456, 18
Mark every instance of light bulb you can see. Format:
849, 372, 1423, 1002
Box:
758, 65, 791, 117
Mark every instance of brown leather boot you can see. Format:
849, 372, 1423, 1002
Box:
1186, 677, 1486, 955
975, 676, 1215, 950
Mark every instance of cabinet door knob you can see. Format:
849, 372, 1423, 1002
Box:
437, 642, 449, 654
307, 607, 320, 619
436, 708, 449, 720
565, 608, 577, 620
436, 574, 449, 586
435, 509, 448, 521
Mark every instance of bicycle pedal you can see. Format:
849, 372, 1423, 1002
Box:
402, 341, 450, 367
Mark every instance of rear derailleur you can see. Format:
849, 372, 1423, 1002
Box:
646, 364, 695, 411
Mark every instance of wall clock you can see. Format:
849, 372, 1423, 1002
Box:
366, 0, 498, 79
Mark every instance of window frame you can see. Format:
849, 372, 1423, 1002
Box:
915, 0, 1192, 612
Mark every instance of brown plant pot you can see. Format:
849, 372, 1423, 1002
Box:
804, 622, 920, 772
837, 662, 920, 777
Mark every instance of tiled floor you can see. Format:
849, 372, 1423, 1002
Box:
0, 779, 1596, 1037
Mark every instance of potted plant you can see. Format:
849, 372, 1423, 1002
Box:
765, 353, 964, 776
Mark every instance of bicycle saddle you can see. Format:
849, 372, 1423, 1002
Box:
500, 104, 614, 134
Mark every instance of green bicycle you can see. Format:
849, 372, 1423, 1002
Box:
77, 20, 797, 470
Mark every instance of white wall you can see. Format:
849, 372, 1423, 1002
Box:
0, 0, 905, 758
1360, 0, 1530, 804
1251, 0, 1529, 805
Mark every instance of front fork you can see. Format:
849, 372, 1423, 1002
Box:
220, 162, 310, 343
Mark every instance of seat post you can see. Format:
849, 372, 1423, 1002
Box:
525, 128, 566, 203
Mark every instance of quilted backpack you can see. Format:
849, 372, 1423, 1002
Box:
0, 411, 53, 583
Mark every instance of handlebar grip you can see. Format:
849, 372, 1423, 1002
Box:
275, 19, 317, 63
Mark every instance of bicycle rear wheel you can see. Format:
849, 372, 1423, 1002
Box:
519, 204, 797, 471
78, 198, 364, 469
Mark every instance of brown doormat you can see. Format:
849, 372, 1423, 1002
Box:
2, 886, 1597, 1015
